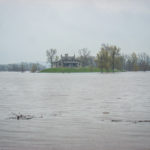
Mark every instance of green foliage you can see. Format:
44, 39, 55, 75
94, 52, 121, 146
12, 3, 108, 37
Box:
96, 44, 121, 72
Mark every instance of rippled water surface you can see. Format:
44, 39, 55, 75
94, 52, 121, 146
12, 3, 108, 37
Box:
0, 72, 150, 150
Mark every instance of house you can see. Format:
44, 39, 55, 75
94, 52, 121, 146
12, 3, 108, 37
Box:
53, 54, 80, 68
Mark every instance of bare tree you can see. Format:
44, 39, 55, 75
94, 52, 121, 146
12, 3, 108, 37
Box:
46, 49, 57, 68
78, 48, 91, 67
138, 53, 150, 71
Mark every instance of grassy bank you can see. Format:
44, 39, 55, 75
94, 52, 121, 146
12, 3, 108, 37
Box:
41, 67, 100, 73
40, 67, 119, 73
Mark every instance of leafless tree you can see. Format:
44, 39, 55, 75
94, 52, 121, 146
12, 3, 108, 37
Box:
138, 53, 150, 71
78, 48, 91, 67
46, 49, 57, 68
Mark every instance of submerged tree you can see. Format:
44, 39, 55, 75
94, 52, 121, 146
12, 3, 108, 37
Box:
110, 46, 120, 72
96, 44, 121, 72
138, 53, 150, 71
96, 48, 109, 72
31, 63, 38, 73
131, 52, 138, 71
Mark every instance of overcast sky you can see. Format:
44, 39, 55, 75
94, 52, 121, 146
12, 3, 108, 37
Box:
0, 0, 150, 64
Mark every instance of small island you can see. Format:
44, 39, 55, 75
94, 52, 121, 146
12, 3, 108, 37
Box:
41, 44, 150, 73
41, 53, 100, 73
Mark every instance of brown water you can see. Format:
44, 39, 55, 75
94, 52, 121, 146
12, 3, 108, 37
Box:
0, 72, 150, 150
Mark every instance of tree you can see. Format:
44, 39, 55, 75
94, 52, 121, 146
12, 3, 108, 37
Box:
101, 44, 120, 72
31, 63, 38, 73
46, 49, 57, 68
131, 52, 138, 71
78, 48, 91, 67
55, 56, 59, 62
110, 46, 120, 72
138, 53, 150, 71
115, 55, 124, 71
20, 62, 25, 72
96, 48, 110, 72
96, 44, 120, 72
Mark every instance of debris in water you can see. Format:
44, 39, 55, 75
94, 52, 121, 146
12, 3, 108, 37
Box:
103, 112, 110, 114
133, 120, 150, 123
110, 119, 150, 123
111, 119, 122, 122
9, 113, 40, 120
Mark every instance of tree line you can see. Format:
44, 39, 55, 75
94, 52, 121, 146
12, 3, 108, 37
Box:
46, 44, 150, 71
0, 62, 46, 72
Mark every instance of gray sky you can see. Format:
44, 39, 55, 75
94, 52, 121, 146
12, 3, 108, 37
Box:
0, 0, 150, 64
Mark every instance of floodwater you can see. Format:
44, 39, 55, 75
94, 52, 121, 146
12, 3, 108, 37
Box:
0, 72, 150, 150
